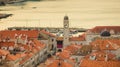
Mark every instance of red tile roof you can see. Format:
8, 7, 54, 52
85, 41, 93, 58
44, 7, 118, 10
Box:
0, 49, 9, 56
57, 44, 82, 59
85, 51, 116, 61
64, 44, 82, 54
46, 60, 74, 67
46, 60, 59, 67
6, 54, 19, 61
0, 41, 15, 47
19, 40, 46, 64
15, 53, 26, 58
40, 30, 56, 37
80, 51, 119, 67
88, 26, 120, 34
19, 53, 33, 64
0, 30, 49, 66
80, 59, 120, 67
58, 50, 71, 59
70, 37, 85, 41
33, 39, 45, 49
90, 38, 120, 50
70, 34, 86, 41
0, 30, 39, 39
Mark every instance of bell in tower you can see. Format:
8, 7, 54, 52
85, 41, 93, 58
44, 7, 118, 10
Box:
63, 15, 70, 48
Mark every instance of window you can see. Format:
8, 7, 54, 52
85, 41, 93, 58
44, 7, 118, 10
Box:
57, 41, 63, 48
52, 39, 54, 42
58, 49, 62, 52
32, 61, 35, 65
51, 44, 54, 50
44, 51, 47, 55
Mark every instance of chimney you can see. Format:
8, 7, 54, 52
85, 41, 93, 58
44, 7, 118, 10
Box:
3, 39, 6, 42
28, 40, 32, 46
22, 34, 28, 44
105, 54, 108, 61
2, 56, 6, 60
14, 36, 18, 46
19, 34, 22, 39
25, 35, 28, 44
15, 33, 18, 38
106, 44, 109, 48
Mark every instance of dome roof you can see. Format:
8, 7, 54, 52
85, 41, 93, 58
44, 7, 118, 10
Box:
100, 31, 111, 36
64, 15, 69, 20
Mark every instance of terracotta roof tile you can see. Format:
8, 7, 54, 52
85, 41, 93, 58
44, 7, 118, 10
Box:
20, 53, 33, 64
59, 50, 71, 59
40, 30, 56, 37
80, 59, 120, 67
0, 30, 39, 39
15, 53, 26, 58
46, 60, 59, 67
64, 44, 82, 54
85, 51, 116, 61
46, 60, 74, 67
19, 40, 46, 64
0, 49, 9, 56
91, 38, 120, 50
88, 26, 120, 34
80, 51, 119, 67
0, 41, 15, 47
33, 39, 45, 49
6, 54, 19, 61
57, 44, 82, 59
70, 37, 85, 41
70, 33, 86, 41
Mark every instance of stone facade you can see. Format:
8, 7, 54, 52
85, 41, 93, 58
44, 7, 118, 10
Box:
63, 16, 70, 48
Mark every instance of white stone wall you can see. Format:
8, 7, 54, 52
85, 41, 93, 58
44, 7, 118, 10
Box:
20, 47, 48, 67
8, 60, 19, 67
49, 37, 57, 49
85, 34, 100, 44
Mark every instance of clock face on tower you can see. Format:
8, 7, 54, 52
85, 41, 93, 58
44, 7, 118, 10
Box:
64, 22, 68, 28
64, 24, 68, 28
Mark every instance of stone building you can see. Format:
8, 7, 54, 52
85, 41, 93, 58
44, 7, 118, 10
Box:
63, 15, 70, 48
0, 30, 49, 67
85, 26, 120, 44
38, 30, 57, 55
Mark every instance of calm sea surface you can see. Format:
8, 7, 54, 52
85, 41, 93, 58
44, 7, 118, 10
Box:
0, 0, 120, 30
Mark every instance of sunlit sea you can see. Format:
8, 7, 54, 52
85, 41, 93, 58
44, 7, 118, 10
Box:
0, 0, 120, 30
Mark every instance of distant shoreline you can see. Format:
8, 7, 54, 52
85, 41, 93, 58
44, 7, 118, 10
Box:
0, 0, 42, 6
0, 14, 12, 19
0, 0, 59, 6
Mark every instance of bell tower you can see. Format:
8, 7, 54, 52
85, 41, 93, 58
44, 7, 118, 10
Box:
63, 15, 70, 48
